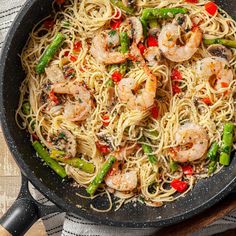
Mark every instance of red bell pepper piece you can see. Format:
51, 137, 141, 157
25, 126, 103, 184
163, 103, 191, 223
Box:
150, 104, 159, 119
202, 97, 212, 105
172, 84, 181, 95
64, 51, 69, 57
205, 2, 218, 16
181, 165, 193, 175
110, 18, 122, 29
73, 41, 82, 52
102, 115, 110, 126
171, 68, 182, 81
96, 142, 110, 154
111, 71, 122, 83
49, 90, 59, 105
69, 54, 78, 62
221, 82, 229, 88
147, 35, 158, 47
43, 19, 54, 29
170, 179, 188, 193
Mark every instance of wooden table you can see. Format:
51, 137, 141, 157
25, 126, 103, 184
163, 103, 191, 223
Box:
0, 128, 47, 236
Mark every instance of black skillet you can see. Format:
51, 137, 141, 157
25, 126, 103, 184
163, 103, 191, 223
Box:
0, 0, 236, 235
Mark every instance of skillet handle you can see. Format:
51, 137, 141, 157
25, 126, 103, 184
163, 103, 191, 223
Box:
0, 173, 63, 236
0, 198, 39, 236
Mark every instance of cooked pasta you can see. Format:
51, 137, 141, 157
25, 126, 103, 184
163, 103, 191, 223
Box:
16, 0, 236, 210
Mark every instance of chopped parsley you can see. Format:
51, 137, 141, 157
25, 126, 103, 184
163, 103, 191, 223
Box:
58, 132, 67, 141
108, 30, 117, 37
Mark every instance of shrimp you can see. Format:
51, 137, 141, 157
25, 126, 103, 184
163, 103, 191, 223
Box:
144, 46, 161, 66
117, 67, 157, 110
207, 44, 233, 61
105, 170, 138, 192
196, 57, 234, 90
90, 33, 127, 65
172, 123, 209, 163
159, 23, 202, 62
51, 82, 92, 121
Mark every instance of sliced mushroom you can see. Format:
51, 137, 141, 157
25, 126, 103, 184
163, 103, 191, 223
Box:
127, 17, 143, 44
207, 44, 233, 61
45, 64, 65, 83
174, 14, 188, 31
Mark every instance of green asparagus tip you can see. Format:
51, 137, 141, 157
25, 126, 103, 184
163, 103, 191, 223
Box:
36, 32, 65, 74
22, 102, 31, 115
219, 152, 230, 166
208, 161, 217, 175
86, 156, 116, 196
219, 123, 234, 166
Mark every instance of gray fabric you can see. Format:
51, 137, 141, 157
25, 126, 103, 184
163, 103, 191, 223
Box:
1, 1, 236, 235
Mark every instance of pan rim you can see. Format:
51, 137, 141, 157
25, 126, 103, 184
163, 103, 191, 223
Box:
0, 0, 236, 228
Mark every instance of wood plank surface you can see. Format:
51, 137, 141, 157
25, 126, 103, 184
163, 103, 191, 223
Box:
0, 128, 47, 236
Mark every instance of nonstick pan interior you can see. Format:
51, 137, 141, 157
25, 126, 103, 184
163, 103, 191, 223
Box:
0, 0, 236, 228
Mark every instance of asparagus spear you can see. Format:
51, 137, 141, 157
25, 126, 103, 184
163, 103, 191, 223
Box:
110, 0, 135, 14
36, 32, 65, 74
106, 79, 114, 87
22, 102, 35, 128
170, 160, 178, 173
140, 8, 188, 36
32, 141, 67, 178
207, 142, 219, 161
204, 38, 236, 48
219, 123, 234, 166
207, 142, 219, 175
120, 32, 130, 54
208, 161, 217, 175
107, 64, 119, 73
141, 7, 188, 21
50, 149, 95, 174
140, 138, 157, 164
120, 62, 127, 75
149, 19, 158, 29
22, 102, 31, 115
86, 156, 116, 196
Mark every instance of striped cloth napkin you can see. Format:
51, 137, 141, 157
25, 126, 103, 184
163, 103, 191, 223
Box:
1, 1, 236, 235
